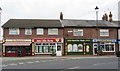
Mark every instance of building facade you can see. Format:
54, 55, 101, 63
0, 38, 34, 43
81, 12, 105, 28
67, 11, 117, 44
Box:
62, 20, 118, 55
2, 19, 64, 57
2, 19, 119, 56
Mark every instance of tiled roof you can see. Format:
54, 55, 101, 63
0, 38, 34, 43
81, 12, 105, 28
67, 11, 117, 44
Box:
61, 19, 118, 27
2, 19, 62, 28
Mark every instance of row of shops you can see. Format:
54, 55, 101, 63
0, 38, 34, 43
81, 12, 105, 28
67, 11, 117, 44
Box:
1, 38, 118, 57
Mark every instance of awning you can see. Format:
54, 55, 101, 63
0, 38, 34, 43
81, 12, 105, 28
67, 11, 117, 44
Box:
3, 42, 31, 46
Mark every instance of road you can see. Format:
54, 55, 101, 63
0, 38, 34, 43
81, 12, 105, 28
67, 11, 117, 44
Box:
1, 56, 119, 70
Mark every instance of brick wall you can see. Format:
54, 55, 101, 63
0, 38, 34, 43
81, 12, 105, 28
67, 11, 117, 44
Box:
64, 27, 117, 39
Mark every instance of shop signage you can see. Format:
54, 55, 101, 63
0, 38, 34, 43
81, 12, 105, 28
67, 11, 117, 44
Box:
93, 39, 116, 42
34, 39, 63, 43
118, 41, 120, 44
5, 39, 31, 42
66, 39, 91, 42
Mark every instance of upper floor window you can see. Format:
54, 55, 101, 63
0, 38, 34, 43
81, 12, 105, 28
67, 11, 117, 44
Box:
48, 28, 58, 35
73, 29, 83, 36
100, 29, 109, 36
9, 28, 19, 35
118, 29, 120, 39
36, 28, 43, 35
25, 28, 32, 35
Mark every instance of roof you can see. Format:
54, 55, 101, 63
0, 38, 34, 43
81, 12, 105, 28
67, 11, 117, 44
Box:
2, 19, 119, 28
61, 19, 118, 27
2, 19, 62, 28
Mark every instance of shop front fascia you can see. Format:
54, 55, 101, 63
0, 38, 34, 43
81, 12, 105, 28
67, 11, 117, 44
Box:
92, 39, 117, 55
118, 40, 120, 51
3, 39, 32, 57
65, 39, 92, 55
33, 38, 63, 56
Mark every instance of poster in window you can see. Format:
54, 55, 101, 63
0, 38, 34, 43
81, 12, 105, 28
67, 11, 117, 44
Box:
68, 44, 72, 52
73, 44, 77, 52
78, 44, 83, 52
86, 45, 89, 53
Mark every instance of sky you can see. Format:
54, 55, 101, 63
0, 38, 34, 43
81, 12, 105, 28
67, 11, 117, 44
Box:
0, 0, 119, 24
0, 0, 119, 40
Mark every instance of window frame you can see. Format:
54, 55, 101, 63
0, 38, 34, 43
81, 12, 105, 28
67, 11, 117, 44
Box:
48, 28, 58, 35
9, 28, 19, 35
100, 29, 109, 36
36, 28, 44, 35
73, 29, 83, 36
25, 28, 32, 35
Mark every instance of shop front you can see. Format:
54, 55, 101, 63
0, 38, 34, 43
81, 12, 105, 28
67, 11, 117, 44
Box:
33, 38, 63, 56
3, 39, 32, 57
93, 39, 117, 55
118, 40, 120, 51
65, 39, 92, 55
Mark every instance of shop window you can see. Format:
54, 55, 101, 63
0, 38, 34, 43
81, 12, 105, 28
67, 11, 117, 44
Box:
57, 45, 61, 51
37, 28, 43, 35
86, 45, 90, 53
7, 47, 16, 53
9, 28, 19, 35
100, 29, 109, 36
48, 28, 58, 35
78, 44, 83, 52
73, 44, 78, 52
68, 44, 72, 52
100, 42, 115, 52
25, 28, 32, 35
73, 29, 83, 36
43, 43, 49, 45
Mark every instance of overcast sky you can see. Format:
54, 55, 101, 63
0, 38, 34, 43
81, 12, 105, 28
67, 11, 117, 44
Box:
0, 0, 119, 24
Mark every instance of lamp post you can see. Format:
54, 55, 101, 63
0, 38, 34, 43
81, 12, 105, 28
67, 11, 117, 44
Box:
95, 6, 99, 55
0, 7, 2, 40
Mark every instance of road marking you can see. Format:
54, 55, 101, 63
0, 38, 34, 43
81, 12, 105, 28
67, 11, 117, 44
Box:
68, 66, 80, 69
19, 63, 24, 65
93, 62, 118, 66
34, 61, 40, 63
9, 63, 17, 66
42, 61, 46, 62
27, 62, 34, 64
2, 65, 8, 67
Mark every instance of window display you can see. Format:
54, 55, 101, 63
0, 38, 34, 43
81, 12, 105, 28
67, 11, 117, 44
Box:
68, 44, 72, 52
86, 45, 89, 53
73, 44, 77, 52
78, 44, 83, 52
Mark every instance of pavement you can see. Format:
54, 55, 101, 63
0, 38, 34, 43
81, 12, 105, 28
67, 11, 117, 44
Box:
0, 55, 118, 61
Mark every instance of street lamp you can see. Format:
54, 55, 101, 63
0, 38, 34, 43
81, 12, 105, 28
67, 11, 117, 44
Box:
95, 6, 99, 55
0, 7, 2, 40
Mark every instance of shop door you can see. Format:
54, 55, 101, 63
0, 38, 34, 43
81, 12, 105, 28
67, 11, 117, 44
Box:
93, 43, 98, 55
56, 44, 62, 56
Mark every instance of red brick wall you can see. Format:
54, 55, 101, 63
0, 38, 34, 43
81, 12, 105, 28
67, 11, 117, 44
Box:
3, 28, 64, 39
64, 27, 117, 39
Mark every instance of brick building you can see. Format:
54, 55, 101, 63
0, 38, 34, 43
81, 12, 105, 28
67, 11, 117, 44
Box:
61, 19, 118, 55
2, 19, 64, 56
2, 19, 119, 57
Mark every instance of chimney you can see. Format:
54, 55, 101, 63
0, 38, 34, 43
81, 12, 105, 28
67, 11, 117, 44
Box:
109, 12, 113, 22
60, 12, 63, 20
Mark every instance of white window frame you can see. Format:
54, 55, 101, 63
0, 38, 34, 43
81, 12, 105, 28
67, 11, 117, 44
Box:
25, 28, 32, 35
118, 29, 120, 39
73, 29, 83, 36
100, 29, 109, 36
48, 28, 58, 35
36, 28, 43, 35
100, 42, 115, 52
9, 28, 19, 35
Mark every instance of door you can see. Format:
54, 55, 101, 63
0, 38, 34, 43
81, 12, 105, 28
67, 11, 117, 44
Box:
93, 43, 98, 55
56, 44, 62, 56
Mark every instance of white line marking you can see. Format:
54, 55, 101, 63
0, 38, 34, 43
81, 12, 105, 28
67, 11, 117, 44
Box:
19, 63, 24, 64
42, 61, 46, 62
93, 62, 118, 66
9, 63, 17, 66
68, 66, 80, 69
34, 61, 40, 63
2, 65, 8, 67
27, 62, 34, 63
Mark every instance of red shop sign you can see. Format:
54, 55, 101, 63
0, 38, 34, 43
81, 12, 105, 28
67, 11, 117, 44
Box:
34, 39, 62, 43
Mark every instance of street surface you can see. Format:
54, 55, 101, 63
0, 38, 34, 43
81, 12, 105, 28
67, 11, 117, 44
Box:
1, 56, 119, 70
